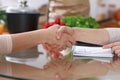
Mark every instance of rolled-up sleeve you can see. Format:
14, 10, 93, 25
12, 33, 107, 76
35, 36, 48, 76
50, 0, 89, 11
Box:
0, 34, 12, 54
105, 28, 120, 43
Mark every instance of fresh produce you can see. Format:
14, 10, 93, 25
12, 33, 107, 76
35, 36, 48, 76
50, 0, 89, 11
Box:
43, 17, 65, 29
61, 16, 100, 28
115, 9, 120, 21
0, 24, 4, 34
43, 16, 99, 28
0, 10, 6, 26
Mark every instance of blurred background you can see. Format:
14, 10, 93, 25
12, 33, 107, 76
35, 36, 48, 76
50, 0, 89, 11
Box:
0, 0, 120, 34
1, 1, 120, 79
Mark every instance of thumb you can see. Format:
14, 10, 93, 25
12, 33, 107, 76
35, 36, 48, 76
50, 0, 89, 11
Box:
56, 26, 66, 39
57, 26, 73, 39
63, 26, 73, 36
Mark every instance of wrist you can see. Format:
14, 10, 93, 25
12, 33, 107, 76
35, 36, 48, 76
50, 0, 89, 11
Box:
38, 29, 48, 44
72, 27, 80, 41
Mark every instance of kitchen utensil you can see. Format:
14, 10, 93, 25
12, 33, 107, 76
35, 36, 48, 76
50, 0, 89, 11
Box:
5, 0, 42, 33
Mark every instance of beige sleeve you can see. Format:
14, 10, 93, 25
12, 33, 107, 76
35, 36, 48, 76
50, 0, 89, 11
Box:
105, 28, 120, 43
0, 34, 12, 54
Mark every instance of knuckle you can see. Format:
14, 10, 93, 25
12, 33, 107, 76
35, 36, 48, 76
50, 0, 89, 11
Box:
115, 50, 119, 54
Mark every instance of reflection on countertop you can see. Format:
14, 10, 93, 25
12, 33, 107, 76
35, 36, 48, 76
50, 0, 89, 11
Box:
0, 45, 120, 80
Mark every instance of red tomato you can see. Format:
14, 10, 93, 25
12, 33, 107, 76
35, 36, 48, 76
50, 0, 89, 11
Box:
54, 17, 61, 24
49, 22, 55, 26
115, 9, 120, 21
60, 22, 65, 26
43, 22, 50, 28
43, 17, 66, 29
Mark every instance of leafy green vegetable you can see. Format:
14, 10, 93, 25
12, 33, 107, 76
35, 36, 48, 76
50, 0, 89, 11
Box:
61, 16, 100, 28
0, 9, 7, 26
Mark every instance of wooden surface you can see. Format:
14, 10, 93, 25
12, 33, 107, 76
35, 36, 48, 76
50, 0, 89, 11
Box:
100, 19, 120, 28
0, 59, 108, 80
1, 42, 120, 80
1, 56, 120, 80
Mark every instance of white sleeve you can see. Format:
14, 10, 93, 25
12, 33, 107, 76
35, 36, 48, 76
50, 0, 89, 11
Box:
105, 28, 120, 43
0, 34, 12, 54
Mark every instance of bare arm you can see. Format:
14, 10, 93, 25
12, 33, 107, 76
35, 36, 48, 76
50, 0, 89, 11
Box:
73, 27, 110, 45
11, 25, 69, 52
0, 25, 74, 54
11, 29, 47, 52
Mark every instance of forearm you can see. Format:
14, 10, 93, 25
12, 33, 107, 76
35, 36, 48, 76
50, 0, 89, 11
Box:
73, 27, 110, 45
11, 29, 47, 52
105, 28, 120, 43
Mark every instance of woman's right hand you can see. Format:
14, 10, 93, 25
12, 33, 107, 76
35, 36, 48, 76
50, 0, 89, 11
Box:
43, 25, 75, 58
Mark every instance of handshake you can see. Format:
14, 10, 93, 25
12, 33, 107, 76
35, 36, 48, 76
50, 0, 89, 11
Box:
42, 25, 76, 58
41, 23, 120, 58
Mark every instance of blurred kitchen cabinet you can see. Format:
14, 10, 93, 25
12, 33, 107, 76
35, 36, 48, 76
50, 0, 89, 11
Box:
99, 19, 119, 28
38, 4, 48, 29
48, 0, 89, 22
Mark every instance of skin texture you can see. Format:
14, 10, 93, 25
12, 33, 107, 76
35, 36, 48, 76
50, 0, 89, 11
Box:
44, 26, 110, 58
8, 25, 74, 54
103, 42, 120, 57
71, 27, 120, 58
42, 26, 75, 58
72, 27, 110, 45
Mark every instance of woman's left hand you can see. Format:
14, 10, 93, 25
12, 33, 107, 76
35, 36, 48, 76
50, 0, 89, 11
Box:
43, 26, 75, 59
43, 43, 63, 59
103, 42, 120, 57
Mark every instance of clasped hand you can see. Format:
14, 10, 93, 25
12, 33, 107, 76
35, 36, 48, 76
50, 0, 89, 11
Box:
43, 25, 75, 58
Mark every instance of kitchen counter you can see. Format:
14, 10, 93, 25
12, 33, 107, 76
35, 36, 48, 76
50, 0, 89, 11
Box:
99, 19, 120, 28
0, 46, 120, 80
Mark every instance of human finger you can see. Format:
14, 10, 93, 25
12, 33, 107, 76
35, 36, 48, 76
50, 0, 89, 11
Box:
57, 26, 73, 39
68, 36, 76, 45
103, 42, 120, 49
114, 49, 120, 56
113, 42, 120, 45
103, 43, 113, 49
112, 46, 120, 53
66, 41, 72, 48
